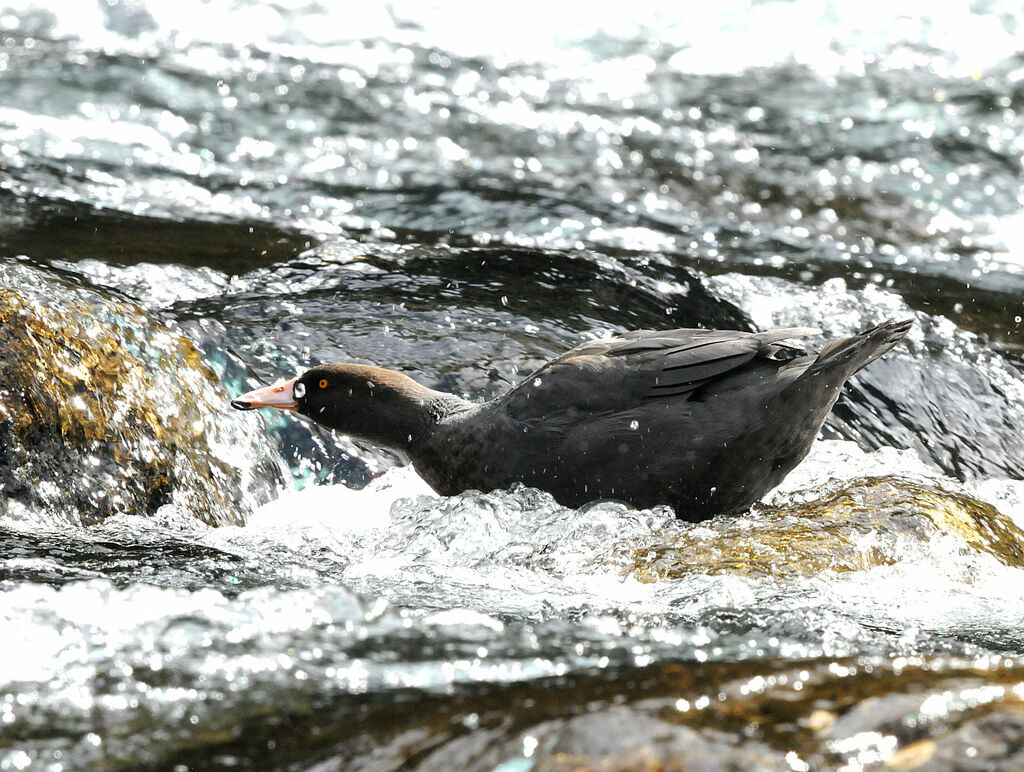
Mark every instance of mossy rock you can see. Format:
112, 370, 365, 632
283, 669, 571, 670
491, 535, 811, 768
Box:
0, 261, 285, 525
622, 476, 1024, 581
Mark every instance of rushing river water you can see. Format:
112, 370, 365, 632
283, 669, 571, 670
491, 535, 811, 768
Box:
2, 1, 1024, 769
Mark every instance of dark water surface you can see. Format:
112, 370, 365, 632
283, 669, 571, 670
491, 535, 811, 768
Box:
2, 1, 1024, 769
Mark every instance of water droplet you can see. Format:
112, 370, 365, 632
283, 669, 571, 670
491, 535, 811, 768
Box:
523, 735, 538, 758
629, 420, 639, 430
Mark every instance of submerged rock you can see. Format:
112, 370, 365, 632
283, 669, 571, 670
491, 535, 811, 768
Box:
392, 658, 1024, 772
623, 476, 1024, 582
0, 261, 286, 526
96, 654, 1024, 770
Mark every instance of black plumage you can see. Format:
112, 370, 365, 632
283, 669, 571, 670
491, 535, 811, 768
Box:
233, 319, 912, 521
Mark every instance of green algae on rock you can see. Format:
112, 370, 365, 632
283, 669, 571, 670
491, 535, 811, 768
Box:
0, 261, 286, 526
622, 476, 1024, 582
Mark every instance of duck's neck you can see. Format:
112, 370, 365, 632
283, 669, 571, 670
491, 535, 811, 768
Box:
417, 390, 476, 443
403, 387, 486, 495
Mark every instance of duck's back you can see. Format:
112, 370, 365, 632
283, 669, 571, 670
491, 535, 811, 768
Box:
499, 327, 816, 418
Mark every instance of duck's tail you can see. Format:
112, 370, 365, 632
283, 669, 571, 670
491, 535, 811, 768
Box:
809, 318, 914, 377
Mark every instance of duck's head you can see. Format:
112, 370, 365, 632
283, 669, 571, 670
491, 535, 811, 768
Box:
231, 364, 441, 451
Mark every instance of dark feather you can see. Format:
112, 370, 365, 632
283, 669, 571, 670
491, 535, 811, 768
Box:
502, 327, 820, 417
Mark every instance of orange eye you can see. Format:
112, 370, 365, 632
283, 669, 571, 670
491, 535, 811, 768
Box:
318, 378, 328, 389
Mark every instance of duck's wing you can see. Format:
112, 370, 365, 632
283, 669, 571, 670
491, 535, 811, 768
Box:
608, 326, 821, 398
502, 327, 819, 419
